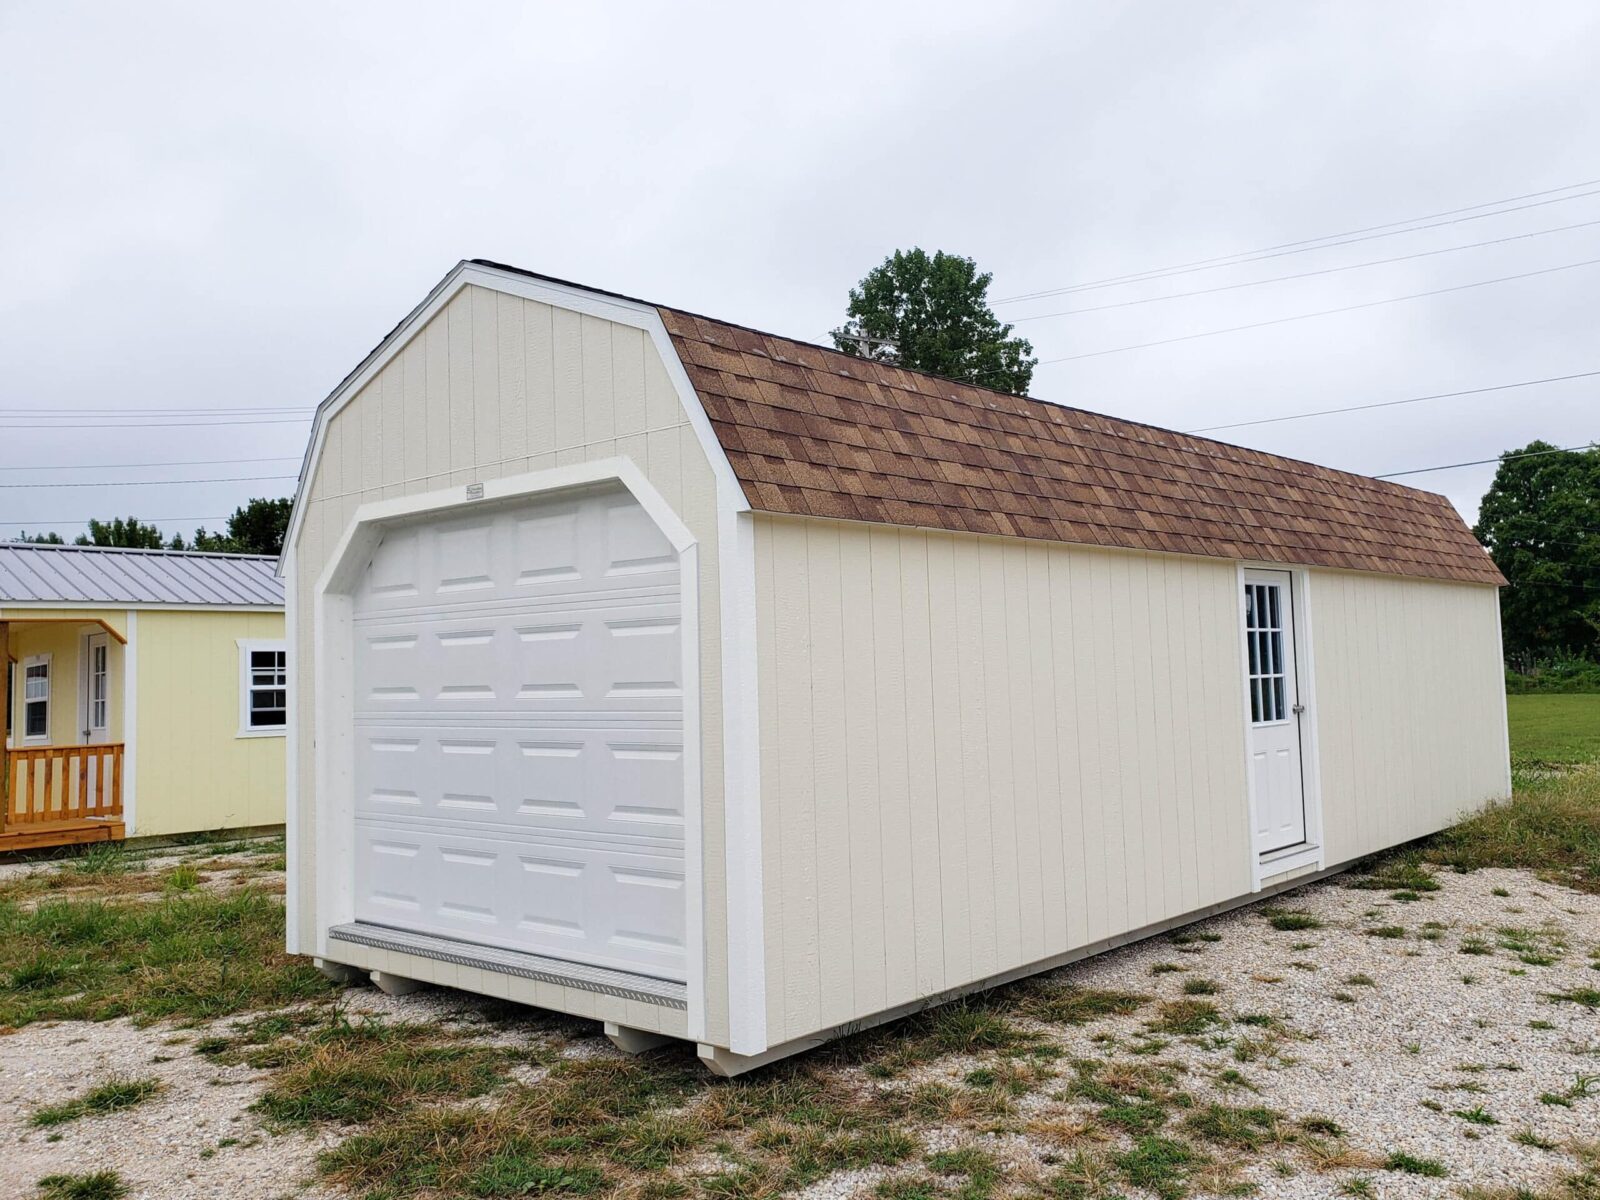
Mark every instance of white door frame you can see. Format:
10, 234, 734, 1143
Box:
79, 631, 112, 745
313, 456, 706, 1040
1236, 563, 1324, 890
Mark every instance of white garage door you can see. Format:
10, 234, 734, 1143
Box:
350, 486, 687, 981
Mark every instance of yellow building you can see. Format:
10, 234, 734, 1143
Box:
0, 543, 285, 851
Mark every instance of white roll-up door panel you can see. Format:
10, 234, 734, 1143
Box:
350, 488, 686, 981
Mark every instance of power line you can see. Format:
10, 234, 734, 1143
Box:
0, 474, 297, 489
0, 455, 300, 473
0, 405, 307, 417
1038, 256, 1600, 364
0, 515, 227, 527
998, 181, 1600, 304
2, 415, 312, 430
1184, 369, 1600, 434
1374, 443, 1596, 479
1012, 219, 1600, 323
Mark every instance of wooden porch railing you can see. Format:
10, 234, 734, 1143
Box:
5, 744, 124, 827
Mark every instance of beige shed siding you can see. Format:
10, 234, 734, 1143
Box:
754, 514, 1254, 1046
291, 285, 728, 1042
1310, 571, 1509, 865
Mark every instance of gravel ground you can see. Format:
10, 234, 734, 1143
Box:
2, 864, 1596, 1199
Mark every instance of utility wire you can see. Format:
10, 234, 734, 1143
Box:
0, 406, 307, 417
1038, 256, 1600, 364
0, 455, 300, 473
998, 182, 1600, 304
1185, 369, 1600, 434
1374, 443, 1596, 479
0, 474, 297, 489
2, 416, 312, 430
0, 516, 226, 526
1013, 219, 1600, 323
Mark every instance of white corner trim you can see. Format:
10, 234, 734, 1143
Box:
721, 508, 766, 1054
283, 563, 300, 955
282, 259, 750, 570
1492, 596, 1513, 798
123, 612, 138, 836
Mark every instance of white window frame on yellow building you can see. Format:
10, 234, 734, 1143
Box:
237, 638, 288, 739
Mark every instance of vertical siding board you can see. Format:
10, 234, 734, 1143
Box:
1024, 545, 1065, 954
643, 350, 680, 432
402, 340, 428, 484
755, 524, 786, 1041
581, 315, 617, 445
1126, 556, 1166, 925
807, 524, 855, 1028
925, 534, 971, 987
497, 292, 528, 467
377, 361, 403, 499
952, 537, 997, 979
772, 521, 820, 1039
471, 286, 501, 469
867, 526, 917, 1006
1003, 545, 1044, 964
976, 541, 1021, 970
1067, 550, 1109, 941
523, 301, 557, 458
446, 290, 476, 475
839, 526, 887, 1015
1093, 553, 1131, 935
612, 326, 648, 448
1048, 550, 1091, 948
551, 307, 584, 451
645, 429, 684, 514
898, 533, 946, 995
424, 312, 451, 480
1158, 558, 1199, 914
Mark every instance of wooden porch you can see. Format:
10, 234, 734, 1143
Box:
1, 743, 126, 851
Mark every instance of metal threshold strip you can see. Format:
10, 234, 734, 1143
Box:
328, 922, 688, 1009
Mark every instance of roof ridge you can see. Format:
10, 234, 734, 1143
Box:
0, 541, 277, 562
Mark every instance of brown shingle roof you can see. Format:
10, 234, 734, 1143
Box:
657, 307, 1505, 587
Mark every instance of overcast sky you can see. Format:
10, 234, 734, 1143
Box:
2, 0, 1596, 543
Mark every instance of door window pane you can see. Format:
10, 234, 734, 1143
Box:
1243, 582, 1290, 724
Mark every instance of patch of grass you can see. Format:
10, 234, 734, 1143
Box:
1015, 984, 1147, 1026
1505, 693, 1600, 763
1384, 1150, 1448, 1177
1344, 974, 1376, 988
1148, 999, 1225, 1036
35, 1173, 129, 1200
1548, 988, 1600, 1009
254, 1018, 515, 1127
1182, 1103, 1286, 1150
1151, 962, 1186, 975
1452, 1106, 1499, 1126
31, 1077, 163, 1127
0, 889, 331, 1028
1181, 978, 1219, 996
1514, 1130, 1558, 1150
1262, 908, 1322, 931
163, 863, 202, 893
1460, 937, 1493, 956
1111, 1135, 1202, 1200
1348, 858, 1442, 893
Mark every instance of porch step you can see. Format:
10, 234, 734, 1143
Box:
0, 819, 124, 853
327, 922, 689, 1009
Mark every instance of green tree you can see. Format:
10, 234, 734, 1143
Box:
1473, 441, 1600, 664
76, 517, 165, 549
187, 497, 293, 557
15, 531, 65, 544
830, 248, 1037, 395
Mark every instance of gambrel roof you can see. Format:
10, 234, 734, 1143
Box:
654, 307, 1504, 586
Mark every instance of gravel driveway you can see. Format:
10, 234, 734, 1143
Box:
3, 862, 1596, 1199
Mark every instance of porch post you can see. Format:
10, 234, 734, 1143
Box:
0, 619, 9, 829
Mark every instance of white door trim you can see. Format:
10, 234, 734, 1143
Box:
79, 631, 112, 744
313, 456, 706, 1037
1236, 563, 1324, 890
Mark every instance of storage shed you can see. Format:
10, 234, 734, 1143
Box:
285, 260, 1510, 1074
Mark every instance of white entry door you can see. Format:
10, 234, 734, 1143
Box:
83, 633, 111, 744
1243, 570, 1307, 854
349, 486, 688, 981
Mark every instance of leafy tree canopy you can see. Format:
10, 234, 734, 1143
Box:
187, 497, 294, 557
15, 531, 65, 544
1473, 440, 1600, 663
76, 517, 166, 549
830, 248, 1037, 396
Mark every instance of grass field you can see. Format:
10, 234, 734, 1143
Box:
1507, 692, 1600, 765
1420, 691, 1600, 893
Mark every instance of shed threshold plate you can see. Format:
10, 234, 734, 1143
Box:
327, 923, 688, 1009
